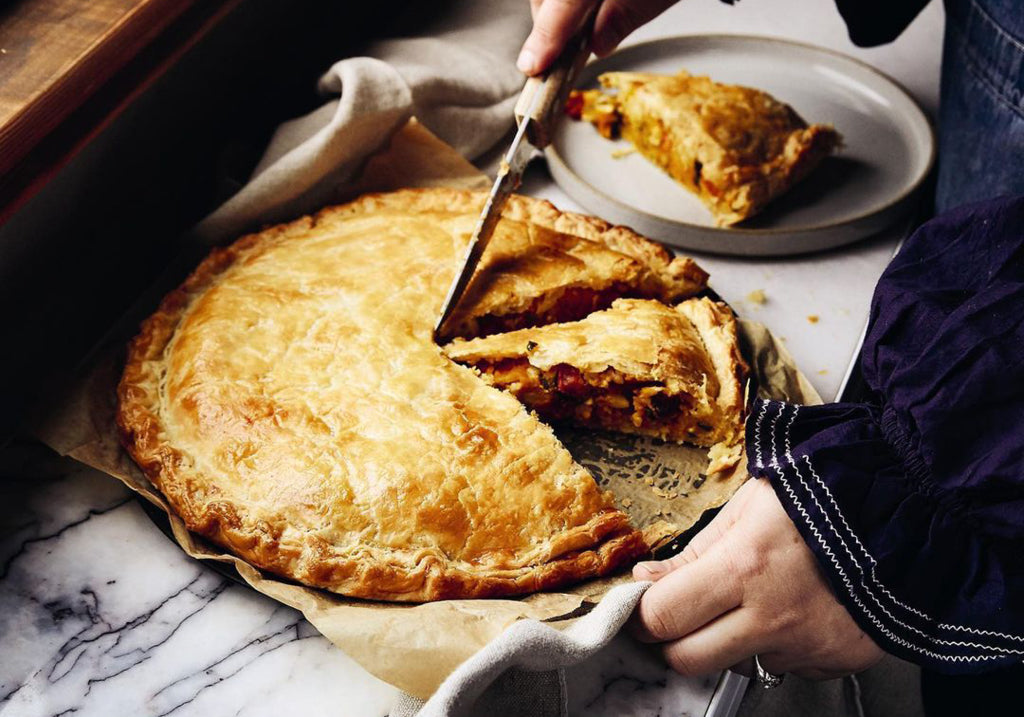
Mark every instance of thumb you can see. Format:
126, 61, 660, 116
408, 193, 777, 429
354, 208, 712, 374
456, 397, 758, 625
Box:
632, 498, 738, 581
518, 0, 600, 75
632, 542, 699, 581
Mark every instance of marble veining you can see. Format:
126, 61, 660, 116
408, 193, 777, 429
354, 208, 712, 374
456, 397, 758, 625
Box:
0, 443, 399, 717
0, 442, 716, 717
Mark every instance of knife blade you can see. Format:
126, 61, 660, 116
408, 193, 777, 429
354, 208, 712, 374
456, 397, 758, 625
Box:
433, 15, 595, 342
432, 109, 538, 343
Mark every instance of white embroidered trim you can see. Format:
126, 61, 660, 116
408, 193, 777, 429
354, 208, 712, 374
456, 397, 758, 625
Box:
796, 428, 1024, 645
754, 400, 768, 470
757, 401, 1024, 662
786, 404, 1024, 647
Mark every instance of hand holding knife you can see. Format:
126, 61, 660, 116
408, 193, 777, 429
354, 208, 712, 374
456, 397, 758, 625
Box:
433, 12, 596, 342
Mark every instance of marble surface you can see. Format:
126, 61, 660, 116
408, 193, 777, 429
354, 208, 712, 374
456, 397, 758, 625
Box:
0, 1, 944, 715
0, 444, 390, 717
0, 442, 720, 716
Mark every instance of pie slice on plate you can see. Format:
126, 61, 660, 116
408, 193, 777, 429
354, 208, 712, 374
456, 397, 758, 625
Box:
444, 297, 747, 473
117, 188, 715, 602
568, 70, 842, 226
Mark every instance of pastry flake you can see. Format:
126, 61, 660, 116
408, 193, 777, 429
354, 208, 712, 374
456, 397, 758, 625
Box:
117, 188, 716, 602
568, 71, 842, 225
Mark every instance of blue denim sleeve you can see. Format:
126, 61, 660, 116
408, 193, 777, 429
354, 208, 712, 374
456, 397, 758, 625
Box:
746, 196, 1024, 674
934, 0, 1024, 212
827, 0, 1024, 211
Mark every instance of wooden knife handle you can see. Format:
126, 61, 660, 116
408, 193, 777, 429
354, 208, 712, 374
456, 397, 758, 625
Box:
514, 13, 595, 149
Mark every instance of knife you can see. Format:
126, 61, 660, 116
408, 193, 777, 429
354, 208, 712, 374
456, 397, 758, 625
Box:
433, 16, 595, 342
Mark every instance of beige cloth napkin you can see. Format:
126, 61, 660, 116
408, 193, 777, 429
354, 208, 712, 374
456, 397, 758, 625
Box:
193, 0, 530, 244
392, 582, 651, 717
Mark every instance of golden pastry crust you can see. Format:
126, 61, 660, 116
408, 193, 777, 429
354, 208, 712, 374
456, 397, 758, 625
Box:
569, 71, 841, 226
117, 188, 721, 602
439, 189, 707, 338
445, 297, 747, 470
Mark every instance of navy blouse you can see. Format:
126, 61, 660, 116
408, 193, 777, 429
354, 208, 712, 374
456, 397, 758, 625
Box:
746, 196, 1024, 674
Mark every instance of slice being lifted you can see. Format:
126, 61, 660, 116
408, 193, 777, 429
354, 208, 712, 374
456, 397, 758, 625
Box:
567, 70, 842, 226
442, 196, 708, 339
444, 297, 748, 473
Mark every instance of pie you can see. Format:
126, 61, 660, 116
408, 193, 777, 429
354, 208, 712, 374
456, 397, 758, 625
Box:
117, 188, 718, 602
567, 71, 842, 225
444, 297, 747, 473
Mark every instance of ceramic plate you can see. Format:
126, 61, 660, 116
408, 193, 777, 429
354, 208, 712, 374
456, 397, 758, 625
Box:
546, 35, 935, 256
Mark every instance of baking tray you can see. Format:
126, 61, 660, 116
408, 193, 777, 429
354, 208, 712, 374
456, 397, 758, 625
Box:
130, 303, 861, 715
122, 240, 869, 715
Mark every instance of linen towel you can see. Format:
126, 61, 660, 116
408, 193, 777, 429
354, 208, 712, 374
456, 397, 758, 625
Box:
194, 0, 530, 244
391, 582, 651, 717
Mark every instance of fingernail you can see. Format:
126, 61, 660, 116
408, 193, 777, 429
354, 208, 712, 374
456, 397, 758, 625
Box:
633, 560, 664, 578
517, 47, 538, 74
593, 33, 621, 58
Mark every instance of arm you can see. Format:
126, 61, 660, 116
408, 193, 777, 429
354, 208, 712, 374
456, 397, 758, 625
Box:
517, 0, 934, 75
633, 196, 1024, 677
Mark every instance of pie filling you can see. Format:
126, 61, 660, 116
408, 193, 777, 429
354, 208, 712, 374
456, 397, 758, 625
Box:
569, 90, 722, 212
620, 116, 721, 203
469, 357, 722, 445
456, 283, 633, 340
566, 89, 621, 139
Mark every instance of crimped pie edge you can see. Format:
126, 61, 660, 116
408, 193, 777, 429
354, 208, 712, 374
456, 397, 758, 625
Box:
116, 188, 677, 602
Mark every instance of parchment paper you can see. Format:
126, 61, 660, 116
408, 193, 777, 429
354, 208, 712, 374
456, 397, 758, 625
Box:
33, 119, 821, 700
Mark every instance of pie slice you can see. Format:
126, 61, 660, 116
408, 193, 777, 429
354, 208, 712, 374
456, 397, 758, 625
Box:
440, 195, 707, 339
567, 70, 842, 226
444, 297, 748, 473
117, 188, 717, 602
